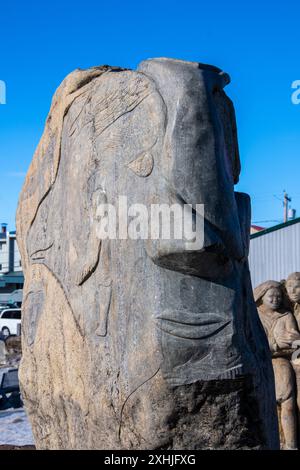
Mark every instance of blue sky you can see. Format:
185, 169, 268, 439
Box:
0, 0, 299, 230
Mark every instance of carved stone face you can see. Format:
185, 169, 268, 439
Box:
286, 280, 300, 304
21, 59, 249, 341
16, 59, 278, 451
262, 288, 282, 311
139, 58, 248, 280
18, 59, 253, 382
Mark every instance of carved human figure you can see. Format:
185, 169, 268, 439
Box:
17, 58, 279, 449
285, 272, 300, 440
254, 281, 300, 450
286, 273, 300, 330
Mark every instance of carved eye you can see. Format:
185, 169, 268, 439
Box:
126, 152, 154, 177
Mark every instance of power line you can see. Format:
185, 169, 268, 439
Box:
252, 220, 281, 224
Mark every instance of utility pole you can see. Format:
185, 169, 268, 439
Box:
283, 191, 292, 223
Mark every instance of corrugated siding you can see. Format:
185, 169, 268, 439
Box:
249, 222, 300, 288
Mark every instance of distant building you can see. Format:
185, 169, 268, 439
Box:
250, 225, 265, 235
0, 224, 24, 301
249, 217, 300, 288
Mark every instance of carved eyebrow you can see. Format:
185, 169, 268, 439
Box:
30, 242, 54, 259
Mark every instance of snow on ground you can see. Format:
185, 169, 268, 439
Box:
0, 407, 34, 446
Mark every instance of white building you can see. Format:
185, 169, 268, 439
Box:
249, 217, 300, 288
0, 224, 24, 301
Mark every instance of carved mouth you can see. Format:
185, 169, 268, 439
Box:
155, 309, 231, 340
272, 304, 281, 309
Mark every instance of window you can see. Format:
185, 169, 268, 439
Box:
11, 310, 21, 320
1, 310, 21, 319
1, 311, 13, 319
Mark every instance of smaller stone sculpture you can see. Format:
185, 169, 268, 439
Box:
254, 281, 300, 450
285, 272, 300, 440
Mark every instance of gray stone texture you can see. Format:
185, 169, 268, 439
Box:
17, 58, 279, 449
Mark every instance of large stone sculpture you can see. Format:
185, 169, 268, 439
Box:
17, 58, 279, 449
254, 280, 300, 449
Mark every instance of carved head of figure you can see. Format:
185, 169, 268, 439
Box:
17, 58, 250, 344
263, 287, 283, 311
286, 273, 300, 305
254, 281, 284, 312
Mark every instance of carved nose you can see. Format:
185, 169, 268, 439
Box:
200, 219, 230, 263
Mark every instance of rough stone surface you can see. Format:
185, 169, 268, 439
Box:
17, 58, 279, 450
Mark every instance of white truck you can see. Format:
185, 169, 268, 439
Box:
0, 309, 21, 337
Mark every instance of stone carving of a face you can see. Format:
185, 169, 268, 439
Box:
262, 287, 282, 311
139, 59, 246, 279
19, 59, 248, 340
16, 58, 278, 450
286, 273, 300, 304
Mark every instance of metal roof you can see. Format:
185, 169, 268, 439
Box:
249, 218, 300, 287
250, 217, 300, 239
